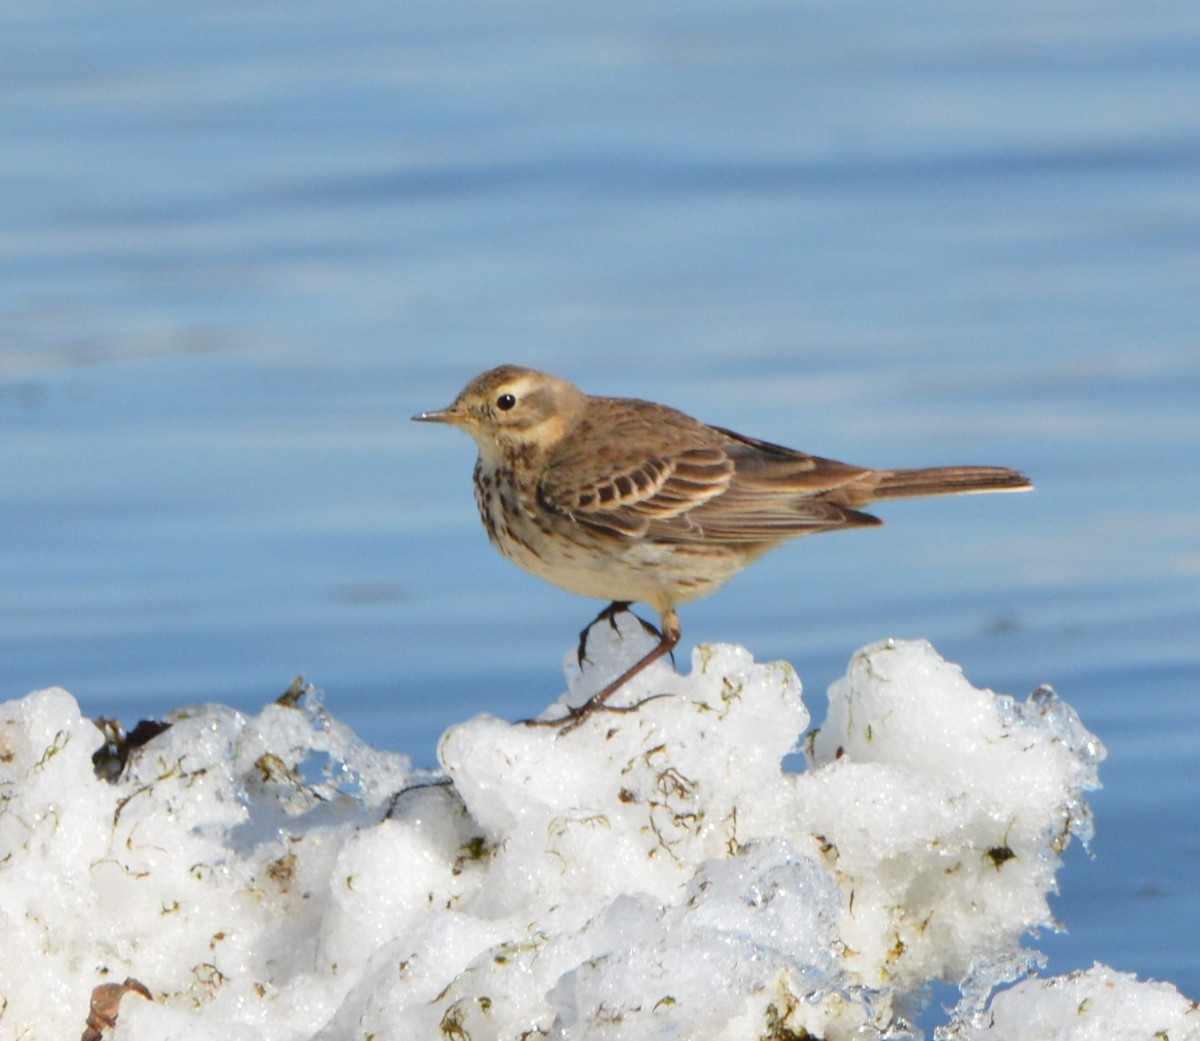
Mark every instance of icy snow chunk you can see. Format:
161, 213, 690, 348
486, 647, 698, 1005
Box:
440, 623, 810, 916
801, 639, 1107, 1007
0, 682, 413, 1041
543, 840, 870, 1041
954, 964, 1200, 1041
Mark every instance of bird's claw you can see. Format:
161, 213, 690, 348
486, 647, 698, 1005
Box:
575, 602, 663, 667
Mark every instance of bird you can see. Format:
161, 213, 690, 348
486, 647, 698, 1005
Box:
413, 365, 1031, 727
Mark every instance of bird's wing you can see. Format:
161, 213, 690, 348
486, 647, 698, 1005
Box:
540, 413, 882, 543
661, 430, 884, 541
540, 445, 735, 537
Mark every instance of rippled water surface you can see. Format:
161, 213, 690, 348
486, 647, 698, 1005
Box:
2, 0, 1198, 1008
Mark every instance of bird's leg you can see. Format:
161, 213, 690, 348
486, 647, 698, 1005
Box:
528, 609, 681, 733
576, 601, 662, 667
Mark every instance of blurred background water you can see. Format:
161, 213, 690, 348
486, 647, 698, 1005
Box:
1, 0, 1197, 1015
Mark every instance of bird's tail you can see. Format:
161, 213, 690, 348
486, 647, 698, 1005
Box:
871, 465, 1032, 500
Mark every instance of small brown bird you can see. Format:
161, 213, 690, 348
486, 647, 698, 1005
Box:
414, 365, 1030, 725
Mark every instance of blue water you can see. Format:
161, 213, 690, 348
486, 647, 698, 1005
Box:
2, 0, 1198, 1016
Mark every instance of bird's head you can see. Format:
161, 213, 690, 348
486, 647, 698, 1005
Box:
413, 365, 586, 461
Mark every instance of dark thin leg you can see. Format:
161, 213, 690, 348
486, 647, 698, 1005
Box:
527, 609, 681, 733
576, 601, 662, 667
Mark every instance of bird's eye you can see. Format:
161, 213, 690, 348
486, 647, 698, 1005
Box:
496, 393, 517, 411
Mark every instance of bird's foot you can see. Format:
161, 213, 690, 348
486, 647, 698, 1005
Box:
521, 692, 676, 735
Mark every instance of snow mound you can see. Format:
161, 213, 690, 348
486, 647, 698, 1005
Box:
1, 624, 1192, 1040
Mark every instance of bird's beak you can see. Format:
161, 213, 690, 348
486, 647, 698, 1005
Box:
412, 406, 461, 424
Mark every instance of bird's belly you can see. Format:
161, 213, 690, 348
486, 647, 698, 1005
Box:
476, 478, 749, 610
